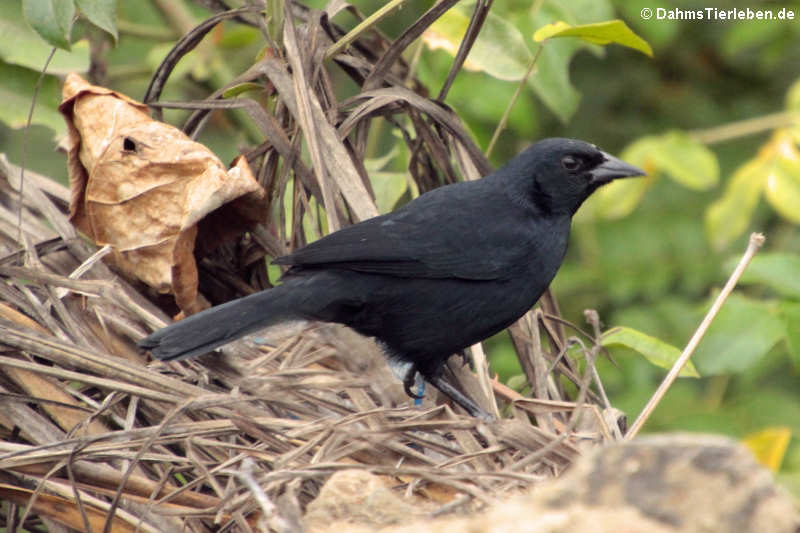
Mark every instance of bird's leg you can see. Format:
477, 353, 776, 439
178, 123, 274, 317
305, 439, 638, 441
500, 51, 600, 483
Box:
427, 374, 494, 421
402, 366, 425, 400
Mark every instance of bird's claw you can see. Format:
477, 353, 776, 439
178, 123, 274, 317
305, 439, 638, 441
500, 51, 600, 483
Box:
403, 367, 425, 400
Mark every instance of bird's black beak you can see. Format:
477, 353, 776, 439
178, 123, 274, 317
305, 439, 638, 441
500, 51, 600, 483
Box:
590, 152, 646, 184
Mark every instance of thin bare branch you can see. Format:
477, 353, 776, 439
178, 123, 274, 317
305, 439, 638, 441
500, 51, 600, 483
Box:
626, 233, 766, 439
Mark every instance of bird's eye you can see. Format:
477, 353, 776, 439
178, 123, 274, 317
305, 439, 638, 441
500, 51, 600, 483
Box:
561, 155, 581, 172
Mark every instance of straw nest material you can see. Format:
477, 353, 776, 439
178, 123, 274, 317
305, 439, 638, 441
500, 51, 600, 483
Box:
0, 4, 623, 531
0, 156, 622, 531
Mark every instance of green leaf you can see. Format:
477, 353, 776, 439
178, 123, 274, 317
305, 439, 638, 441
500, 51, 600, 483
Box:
0, 63, 65, 136
221, 82, 266, 98
693, 293, 786, 375
705, 157, 766, 250
526, 38, 582, 123
363, 145, 401, 173
424, 1, 533, 82
469, 11, 534, 81
506, 374, 529, 393
218, 25, 260, 48
370, 172, 408, 213
779, 302, 800, 367
75, 0, 118, 42
0, 2, 89, 74
648, 131, 719, 190
727, 253, 800, 299
601, 326, 699, 377
527, 0, 614, 123
146, 43, 199, 80
533, 19, 653, 57
281, 179, 326, 243
23, 0, 76, 51
365, 147, 408, 213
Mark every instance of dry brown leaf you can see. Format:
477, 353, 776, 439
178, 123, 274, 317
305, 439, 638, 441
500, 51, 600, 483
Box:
3, 362, 110, 436
0, 302, 50, 334
58, 73, 265, 315
0, 484, 149, 533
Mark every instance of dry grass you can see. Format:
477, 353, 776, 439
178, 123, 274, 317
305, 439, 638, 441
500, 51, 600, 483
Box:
0, 3, 621, 531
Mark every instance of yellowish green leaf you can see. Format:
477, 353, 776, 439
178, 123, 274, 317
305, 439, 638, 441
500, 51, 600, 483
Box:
648, 131, 719, 190
785, 78, 800, 111
601, 326, 699, 377
586, 138, 657, 219
590, 177, 653, 220
707, 129, 800, 249
764, 135, 800, 224
618, 136, 661, 170
533, 21, 572, 42
742, 427, 791, 472
605, 132, 718, 190
705, 156, 767, 250
585, 132, 718, 219
533, 19, 653, 57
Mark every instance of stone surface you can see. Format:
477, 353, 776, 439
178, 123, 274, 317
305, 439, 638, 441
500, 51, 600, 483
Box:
304, 434, 799, 533
304, 469, 434, 532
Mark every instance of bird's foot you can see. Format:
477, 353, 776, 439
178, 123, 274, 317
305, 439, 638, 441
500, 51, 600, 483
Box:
402, 367, 425, 400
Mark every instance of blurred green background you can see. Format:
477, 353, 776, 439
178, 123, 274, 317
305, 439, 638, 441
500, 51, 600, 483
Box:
1, 0, 798, 491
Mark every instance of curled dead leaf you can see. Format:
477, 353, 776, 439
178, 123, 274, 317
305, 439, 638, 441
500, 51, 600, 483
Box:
59, 73, 265, 315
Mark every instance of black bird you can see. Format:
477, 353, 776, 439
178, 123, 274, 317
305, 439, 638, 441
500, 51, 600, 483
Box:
139, 138, 644, 419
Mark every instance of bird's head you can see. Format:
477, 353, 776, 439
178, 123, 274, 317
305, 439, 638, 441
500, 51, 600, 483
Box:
502, 138, 645, 216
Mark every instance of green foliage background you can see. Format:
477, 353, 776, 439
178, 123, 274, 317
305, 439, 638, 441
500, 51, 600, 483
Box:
1, 0, 798, 491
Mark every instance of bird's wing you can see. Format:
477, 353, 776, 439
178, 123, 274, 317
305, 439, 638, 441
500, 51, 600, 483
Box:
274, 182, 530, 280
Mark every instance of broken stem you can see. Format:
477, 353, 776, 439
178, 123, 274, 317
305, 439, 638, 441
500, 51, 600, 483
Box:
625, 232, 766, 440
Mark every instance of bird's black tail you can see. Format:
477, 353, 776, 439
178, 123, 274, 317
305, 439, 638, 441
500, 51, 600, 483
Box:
139, 283, 302, 361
